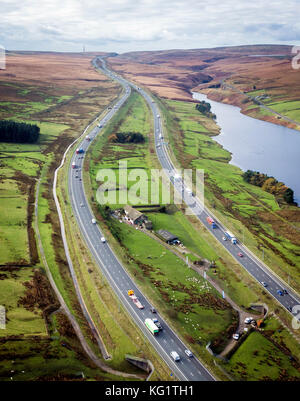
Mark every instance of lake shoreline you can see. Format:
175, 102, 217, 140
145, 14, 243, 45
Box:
192, 91, 300, 205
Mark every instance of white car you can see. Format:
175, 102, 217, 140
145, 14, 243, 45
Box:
100, 237, 106, 243
233, 333, 240, 340
184, 349, 193, 358
92, 218, 96, 224
244, 317, 253, 324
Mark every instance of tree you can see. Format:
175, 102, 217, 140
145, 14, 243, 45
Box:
0, 120, 40, 143
284, 188, 294, 204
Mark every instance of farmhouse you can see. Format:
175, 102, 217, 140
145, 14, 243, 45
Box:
124, 205, 147, 225
156, 229, 180, 245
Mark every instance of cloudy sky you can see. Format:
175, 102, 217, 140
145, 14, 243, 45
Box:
1, 0, 299, 53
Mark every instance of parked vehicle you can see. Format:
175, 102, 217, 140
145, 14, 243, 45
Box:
261, 282, 268, 287
100, 237, 106, 243
233, 333, 240, 340
170, 351, 180, 362
244, 317, 253, 324
91, 218, 96, 224
150, 307, 156, 313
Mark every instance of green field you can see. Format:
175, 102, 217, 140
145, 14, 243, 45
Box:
225, 331, 300, 380
0, 268, 47, 337
0, 63, 128, 380
159, 98, 300, 293
87, 90, 241, 374
264, 100, 300, 121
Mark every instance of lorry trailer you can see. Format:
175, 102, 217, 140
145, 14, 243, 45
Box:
225, 231, 237, 244
128, 290, 144, 309
145, 318, 159, 335
206, 216, 217, 229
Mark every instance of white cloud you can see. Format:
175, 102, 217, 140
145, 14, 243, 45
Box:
0, 0, 299, 52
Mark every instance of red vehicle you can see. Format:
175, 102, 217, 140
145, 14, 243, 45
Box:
238, 252, 243, 257
128, 290, 144, 309
206, 216, 217, 229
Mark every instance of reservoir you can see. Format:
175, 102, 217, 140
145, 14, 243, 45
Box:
192, 92, 300, 204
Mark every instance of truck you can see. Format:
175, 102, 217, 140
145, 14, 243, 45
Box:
225, 231, 237, 244
72, 161, 76, 169
206, 216, 217, 229
128, 290, 144, 309
76, 148, 84, 154
145, 318, 159, 335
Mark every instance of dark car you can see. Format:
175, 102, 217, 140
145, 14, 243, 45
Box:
283, 289, 288, 295
152, 318, 162, 331
150, 307, 156, 313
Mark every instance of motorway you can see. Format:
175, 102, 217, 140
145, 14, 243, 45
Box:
97, 58, 300, 318
127, 77, 300, 317
68, 59, 215, 381
68, 56, 300, 381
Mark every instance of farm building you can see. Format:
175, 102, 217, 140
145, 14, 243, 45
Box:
156, 229, 180, 244
124, 205, 148, 225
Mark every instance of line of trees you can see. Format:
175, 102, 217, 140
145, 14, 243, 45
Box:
108, 132, 145, 144
195, 101, 216, 119
0, 120, 40, 143
242, 170, 295, 204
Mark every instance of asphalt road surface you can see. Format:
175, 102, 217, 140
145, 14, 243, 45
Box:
97, 57, 300, 319
67, 59, 215, 381
68, 56, 300, 381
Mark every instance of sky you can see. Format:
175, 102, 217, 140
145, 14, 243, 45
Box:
0, 0, 299, 53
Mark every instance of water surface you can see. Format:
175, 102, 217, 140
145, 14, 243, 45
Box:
192, 92, 300, 204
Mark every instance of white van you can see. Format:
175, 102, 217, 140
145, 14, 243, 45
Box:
170, 351, 180, 362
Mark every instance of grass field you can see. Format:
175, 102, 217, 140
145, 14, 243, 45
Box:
224, 330, 300, 381
87, 90, 246, 380
0, 52, 126, 380
57, 162, 173, 379
159, 98, 300, 293
0, 268, 47, 337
